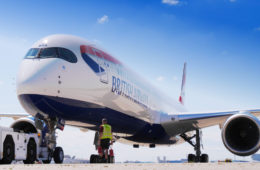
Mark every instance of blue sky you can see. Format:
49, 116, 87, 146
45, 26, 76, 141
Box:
0, 0, 260, 162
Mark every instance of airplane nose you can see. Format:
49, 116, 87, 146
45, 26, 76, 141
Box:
16, 59, 59, 96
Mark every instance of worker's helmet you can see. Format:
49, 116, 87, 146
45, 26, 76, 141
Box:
102, 118, 107, 124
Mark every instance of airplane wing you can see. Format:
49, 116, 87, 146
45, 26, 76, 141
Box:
0, 113, 29, 120
162, 109, 260, 136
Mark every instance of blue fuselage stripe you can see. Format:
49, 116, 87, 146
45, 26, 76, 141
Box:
19, 94, 173, 144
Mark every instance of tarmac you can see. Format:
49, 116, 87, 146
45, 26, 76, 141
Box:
0, 163, 259, 170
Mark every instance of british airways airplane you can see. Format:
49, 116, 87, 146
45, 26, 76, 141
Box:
7, 34, 260, 163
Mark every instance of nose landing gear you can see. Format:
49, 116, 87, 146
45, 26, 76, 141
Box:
36, 115, 65, 164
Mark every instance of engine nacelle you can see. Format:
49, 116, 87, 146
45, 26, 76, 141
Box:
10, 117, 38, 133
222, 113, 260, 156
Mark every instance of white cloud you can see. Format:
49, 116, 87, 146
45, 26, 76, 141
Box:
92, 39, 102, 45
156, 76, 165, 82
255, 27, 260, 31
0, 81, 3, 85
162, 0, 180, 6
97, 15, 109, 24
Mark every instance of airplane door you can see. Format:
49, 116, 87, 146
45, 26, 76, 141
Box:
99, 57, 109, 84
94, 49, 109, 84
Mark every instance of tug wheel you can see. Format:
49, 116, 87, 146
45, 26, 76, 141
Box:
23, 139, 36, 164
2, 136, 14, 164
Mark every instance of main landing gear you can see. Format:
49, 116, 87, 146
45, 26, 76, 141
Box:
180, 129, 209, 163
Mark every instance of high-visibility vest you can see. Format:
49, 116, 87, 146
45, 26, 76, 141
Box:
101, 124, 112, 140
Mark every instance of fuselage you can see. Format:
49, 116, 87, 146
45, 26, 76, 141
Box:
17, 34, 186, 145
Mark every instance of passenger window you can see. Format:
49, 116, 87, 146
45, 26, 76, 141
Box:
58, 48, 77, 63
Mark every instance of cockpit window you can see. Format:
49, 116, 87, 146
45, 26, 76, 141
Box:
39, 48, 58, 59
24, 47, 77, 63
24, 48, 40, 59
58, 48, 77, 63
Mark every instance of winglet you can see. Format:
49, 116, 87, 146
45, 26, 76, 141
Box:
179, 62, 187, 105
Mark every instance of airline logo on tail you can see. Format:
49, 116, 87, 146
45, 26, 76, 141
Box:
179, 62, 186, 105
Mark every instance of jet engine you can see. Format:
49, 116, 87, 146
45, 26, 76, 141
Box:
221, 113, 260, 156
10, 117, 38, 133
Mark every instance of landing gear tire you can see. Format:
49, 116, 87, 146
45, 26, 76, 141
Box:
188, 154, 195, 163
53, 147, 64, 164
23, 139, 36, 164
42, 151, 52, 164
90, 154, 99, 163
200, 154, 209, 163
2, 136, 14, 164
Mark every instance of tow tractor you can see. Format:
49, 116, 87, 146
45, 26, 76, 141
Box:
0, 116, 64, 164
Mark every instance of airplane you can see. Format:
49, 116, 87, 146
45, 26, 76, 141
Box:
4, 34, 259, 163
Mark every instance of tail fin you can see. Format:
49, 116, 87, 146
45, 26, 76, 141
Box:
179, 62, 187, 105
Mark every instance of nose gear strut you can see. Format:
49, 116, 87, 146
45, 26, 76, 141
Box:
35, 114, 65, 164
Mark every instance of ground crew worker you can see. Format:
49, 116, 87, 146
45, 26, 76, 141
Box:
99, 118, 113, 161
